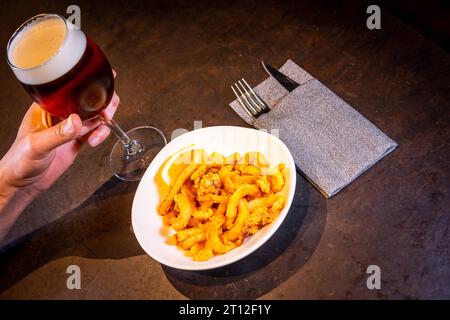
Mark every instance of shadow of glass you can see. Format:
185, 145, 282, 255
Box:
162, 172, 327, 299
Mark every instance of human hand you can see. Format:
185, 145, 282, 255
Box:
0, 91, 119, 197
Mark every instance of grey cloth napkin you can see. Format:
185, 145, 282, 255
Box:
230, 59, 397, 198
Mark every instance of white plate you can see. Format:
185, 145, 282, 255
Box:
131, 126, 296, 270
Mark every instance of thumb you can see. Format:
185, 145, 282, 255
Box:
31, 114, 82, 156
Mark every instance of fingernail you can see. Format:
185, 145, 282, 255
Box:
105, 107, 114, 119
90, 135, 101, 147
113, 96, 119, 107
105, 100, 118, 119
90, 129, 107, 147
64, 116, 74, 134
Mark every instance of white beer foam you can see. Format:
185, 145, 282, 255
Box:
8, 19, 86, 85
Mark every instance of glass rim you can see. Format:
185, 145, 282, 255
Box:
6, 13, 70, 71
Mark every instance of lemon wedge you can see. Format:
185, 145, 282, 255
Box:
160, 144, 197, 185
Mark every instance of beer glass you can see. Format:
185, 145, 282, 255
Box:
6, 13, 166, 181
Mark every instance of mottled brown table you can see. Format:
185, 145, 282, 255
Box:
0, 0, 449, 299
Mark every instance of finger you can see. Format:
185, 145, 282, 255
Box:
77, 90, 119, 141
87, 125, 111, 147
74, 117, 102, 145
76, 90, 119, 144
78, 117, 102, 137
31, 113, 82, 156
102, 92, 120, 120
112, 69, 117, 78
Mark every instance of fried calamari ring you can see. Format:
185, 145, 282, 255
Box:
225, 184, 259, 229
181, 232, 206, 250
192, 209, 214, 220
256, 175, 271, 193
223, 199, 250, 242
172, 193, 193, 230
271, 196, 285, 215
176, 226, 203, 242
206, 222, 236, 254
232, 174, 258, 186
191, 164, 208, 181
197, 194, 229, 204
181, 182, 196, 203
187, 242, 205, 257
213, 203, 227, 218
247, 194, 284, 212
235, 164, 260, 176
270, 170, 285, 193
158, 164, 200, 215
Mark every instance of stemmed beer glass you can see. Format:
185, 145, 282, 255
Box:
6, 13, 166, 181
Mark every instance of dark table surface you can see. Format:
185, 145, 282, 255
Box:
0, 0, 449, 299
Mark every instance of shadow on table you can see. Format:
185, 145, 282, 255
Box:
162, 173, 327, 299
0, 177, 145, 293
0, 172, 327, 298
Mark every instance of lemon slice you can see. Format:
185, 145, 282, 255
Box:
160, 144, 197, 185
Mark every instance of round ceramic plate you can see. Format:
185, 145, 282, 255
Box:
131, 126, 296, 270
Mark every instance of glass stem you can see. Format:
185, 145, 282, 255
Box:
100, 115, 131, 145
100, 116, 143, 160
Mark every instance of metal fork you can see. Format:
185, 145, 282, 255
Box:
231, 79, 270, 118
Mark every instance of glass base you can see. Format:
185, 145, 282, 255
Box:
109, 126, 167, 181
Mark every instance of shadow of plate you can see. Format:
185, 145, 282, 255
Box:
162, 172, 327, 299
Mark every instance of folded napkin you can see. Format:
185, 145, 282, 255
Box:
230, 60, 397, 198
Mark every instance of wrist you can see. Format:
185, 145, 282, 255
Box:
0, 155, 39, 202
0, 164, 16, 199
0, 182, 37, 205
0, 158, 38, 208
0, 163, 37, 241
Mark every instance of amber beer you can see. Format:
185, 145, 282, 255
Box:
7, 14, 114, 120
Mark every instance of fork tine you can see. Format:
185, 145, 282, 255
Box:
237, 80, 262, 112
241, 78, 269, 112
231, 85, 255, 119
234, 82, 259, 115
